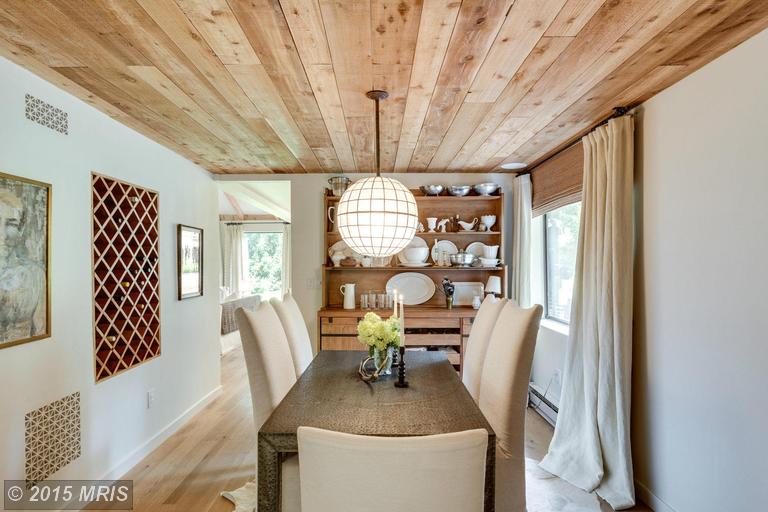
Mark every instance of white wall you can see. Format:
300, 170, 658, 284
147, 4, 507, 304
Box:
0, 57, 222, 481
633, 29, 768, 512
215, 173, 515, 349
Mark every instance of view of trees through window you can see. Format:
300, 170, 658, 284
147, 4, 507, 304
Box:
242, 231, 283, 300
545, 202, 581, 324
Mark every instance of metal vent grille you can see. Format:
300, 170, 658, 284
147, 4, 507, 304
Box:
25, 392, 81, 483
25, 93, 68, 135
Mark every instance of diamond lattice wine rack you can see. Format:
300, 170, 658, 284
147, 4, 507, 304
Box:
91, 174, 160, 382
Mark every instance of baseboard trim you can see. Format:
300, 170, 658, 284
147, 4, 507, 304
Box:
100, 385, 223, 481
635, 479, 677, 512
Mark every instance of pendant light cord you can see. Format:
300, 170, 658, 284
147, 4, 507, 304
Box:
366, 90, 388, 178
374, 96, 381, 177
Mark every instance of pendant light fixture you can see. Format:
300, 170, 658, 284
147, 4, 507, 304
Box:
336, 90, 418, 258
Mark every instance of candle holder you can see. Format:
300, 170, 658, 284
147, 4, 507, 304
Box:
394, 346, 409, 388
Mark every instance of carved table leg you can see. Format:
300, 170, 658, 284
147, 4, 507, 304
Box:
258, 434, 281, 512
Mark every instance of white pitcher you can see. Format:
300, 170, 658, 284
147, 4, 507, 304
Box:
340, 283, 356, 310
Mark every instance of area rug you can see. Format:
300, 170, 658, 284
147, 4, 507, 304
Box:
222, 459, 601, 512
221, 481, 257, 512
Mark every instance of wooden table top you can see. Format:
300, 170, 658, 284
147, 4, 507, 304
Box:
260, 350, 494, 440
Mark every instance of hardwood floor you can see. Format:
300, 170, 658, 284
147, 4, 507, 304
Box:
124, 347, 651, 511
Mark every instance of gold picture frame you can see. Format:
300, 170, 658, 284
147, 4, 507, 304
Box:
0, 171, 52, 349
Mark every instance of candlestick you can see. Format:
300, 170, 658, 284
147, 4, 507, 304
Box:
394, 346, 409, 388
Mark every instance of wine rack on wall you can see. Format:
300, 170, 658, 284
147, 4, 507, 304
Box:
91, 173, 161, 382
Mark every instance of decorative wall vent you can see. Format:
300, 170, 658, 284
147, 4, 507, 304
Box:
25, 392, 81, 483
24, 93, 68, 135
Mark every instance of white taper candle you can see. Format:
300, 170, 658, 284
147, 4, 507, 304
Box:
393, 288, 397, 316
399, 294, 405, 347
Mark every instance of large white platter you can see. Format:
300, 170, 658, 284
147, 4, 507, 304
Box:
385, 272, 436, 305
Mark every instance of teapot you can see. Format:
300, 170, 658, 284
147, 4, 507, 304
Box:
457, 218, 478, 231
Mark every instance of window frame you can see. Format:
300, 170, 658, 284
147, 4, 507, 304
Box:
240, 223, 288, 299
542, 205, 579, 326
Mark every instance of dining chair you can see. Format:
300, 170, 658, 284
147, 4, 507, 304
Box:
297, 427, 488, 512
235, 303, 301, 511
271, 292, 314, 377
462, 294, 507, 401
478, 301, 543, 512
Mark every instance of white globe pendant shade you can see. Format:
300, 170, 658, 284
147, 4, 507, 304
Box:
336, 176, 418, 258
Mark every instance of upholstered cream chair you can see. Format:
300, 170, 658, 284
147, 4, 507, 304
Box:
235, 302, 300, 511
478, 301, 543, 512
271, 293, 314, 377
462, 294, 506, 401
297, 427, 488, 512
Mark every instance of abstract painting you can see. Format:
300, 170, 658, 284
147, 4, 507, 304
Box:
177, 224, 203, 300
0, 172, 51, 349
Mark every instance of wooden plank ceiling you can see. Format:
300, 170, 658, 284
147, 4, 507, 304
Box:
1, 1, 767, 174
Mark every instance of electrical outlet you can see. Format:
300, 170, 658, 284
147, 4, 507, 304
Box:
553, 369, 562, 385
146, 389, 155, 409
305, 278, 322, 290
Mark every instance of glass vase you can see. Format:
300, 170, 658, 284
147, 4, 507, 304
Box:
373, 346, 394, 376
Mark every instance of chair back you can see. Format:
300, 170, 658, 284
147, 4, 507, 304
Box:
462, 294, 506, 400
478, 301, 542, 512
270, 293, 314, 377
235, 302, 297, 430
297, 427, 488, 512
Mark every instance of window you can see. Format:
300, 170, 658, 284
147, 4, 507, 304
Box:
544, 202, 581, 324
241, 230, 284, 301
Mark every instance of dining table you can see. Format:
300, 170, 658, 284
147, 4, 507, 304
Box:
258, 350, 496, 511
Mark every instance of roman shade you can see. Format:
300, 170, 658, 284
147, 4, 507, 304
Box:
531, 141, 583, 216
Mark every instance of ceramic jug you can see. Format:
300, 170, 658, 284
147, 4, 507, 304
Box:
340, 283, 356, 309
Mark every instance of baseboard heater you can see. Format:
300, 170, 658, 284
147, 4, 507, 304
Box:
528, 384, 558, 427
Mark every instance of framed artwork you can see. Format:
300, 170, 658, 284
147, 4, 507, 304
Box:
0, 171, 51, 349
177, 224, 203, 300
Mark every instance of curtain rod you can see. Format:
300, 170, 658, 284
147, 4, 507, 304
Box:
224, 221, 290, 225
525, 105, 637, 175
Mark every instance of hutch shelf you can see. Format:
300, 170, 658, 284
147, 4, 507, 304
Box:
318, 187, 508, 373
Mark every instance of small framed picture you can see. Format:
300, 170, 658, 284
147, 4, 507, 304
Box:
177, 224, 203, 300
0, 171, 51, 349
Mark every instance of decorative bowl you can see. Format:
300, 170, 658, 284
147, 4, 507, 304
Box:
479, 257, 500, 267
328, 176, 351, 196
473, 183, 500, 196
420, 184, 444, 196
449, 251, 477, 267
403, 247, 429, 263
447, 185, 471, 197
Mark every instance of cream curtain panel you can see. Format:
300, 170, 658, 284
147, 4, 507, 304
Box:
220, 223, 243, 298
282, 223, 292, 294
540, 116, 635, 509
510, 174, 532, 306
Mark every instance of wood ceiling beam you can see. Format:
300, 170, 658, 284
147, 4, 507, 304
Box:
228, 0, 340, 171
393, 0, 461, 172
509, 0, 768, 170
1, 0, 766, 174
281, 0, 356, 172
407, 0, 513, 171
